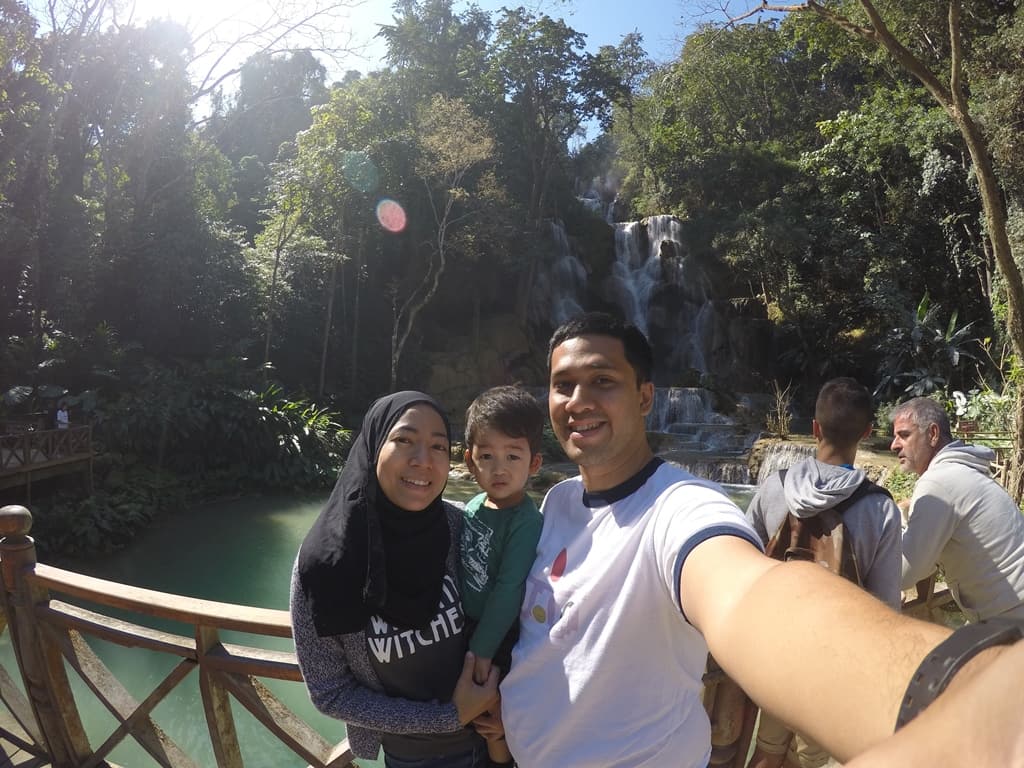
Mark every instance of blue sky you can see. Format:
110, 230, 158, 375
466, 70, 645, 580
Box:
344, 0, 720, 70
122, 0, 728, 77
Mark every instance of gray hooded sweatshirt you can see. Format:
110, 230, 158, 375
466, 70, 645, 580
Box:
746, 458, 903, 608
903, 441, 1024, 622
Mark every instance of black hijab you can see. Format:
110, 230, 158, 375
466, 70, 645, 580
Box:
296, 391, 452, 636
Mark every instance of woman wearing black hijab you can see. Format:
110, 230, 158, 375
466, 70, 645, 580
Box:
291, 391, 498, 768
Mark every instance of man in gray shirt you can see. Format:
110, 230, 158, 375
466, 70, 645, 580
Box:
891, 396, 1024, 622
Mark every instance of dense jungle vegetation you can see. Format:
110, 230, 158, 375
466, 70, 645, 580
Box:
3, 0, 1024, 550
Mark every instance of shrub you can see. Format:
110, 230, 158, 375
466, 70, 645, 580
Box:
765, 381, 792, 438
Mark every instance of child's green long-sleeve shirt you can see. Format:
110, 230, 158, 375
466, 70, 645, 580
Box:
459, 492, 543, 658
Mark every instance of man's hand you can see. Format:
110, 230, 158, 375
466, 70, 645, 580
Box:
453, 652, 499, 725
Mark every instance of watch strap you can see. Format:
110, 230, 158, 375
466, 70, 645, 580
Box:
895, 619, 1022, 730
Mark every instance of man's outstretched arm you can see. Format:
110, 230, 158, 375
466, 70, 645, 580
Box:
679, 535, 1024, 765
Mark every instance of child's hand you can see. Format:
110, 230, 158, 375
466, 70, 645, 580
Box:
474, 655, 493, 685
473, 707, 506, 742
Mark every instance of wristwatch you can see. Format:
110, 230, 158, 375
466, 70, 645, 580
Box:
895, 619, 1023, 730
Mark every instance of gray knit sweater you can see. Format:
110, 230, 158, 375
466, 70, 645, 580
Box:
290, 502, 467, 759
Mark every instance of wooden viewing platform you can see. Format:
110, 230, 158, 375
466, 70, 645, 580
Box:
0, 427, 94, 502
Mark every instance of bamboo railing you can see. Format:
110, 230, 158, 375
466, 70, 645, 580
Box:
0, 505, 355, 768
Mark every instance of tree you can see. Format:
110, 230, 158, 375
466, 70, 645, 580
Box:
256, 163, 305, 383
389, 94, 498, 390
376, 0, 492, 105
585, 33, 655, 133
0, 0, 45, 339
730, 1, 1024, 498
210, 49, 328, 241
489, 7, 596, 222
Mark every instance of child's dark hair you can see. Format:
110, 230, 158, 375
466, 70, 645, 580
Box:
465, 386, 545, 456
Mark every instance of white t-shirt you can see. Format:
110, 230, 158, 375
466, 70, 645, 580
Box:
501, 460, 761, 768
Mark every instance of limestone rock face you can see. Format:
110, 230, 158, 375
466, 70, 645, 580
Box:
425, 315, 541, 417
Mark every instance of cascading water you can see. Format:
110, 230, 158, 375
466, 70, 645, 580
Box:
602, 215, 714, 375
646, 387, 757, 484
647, 387, 712, 429
610, 222, 663, 335
531, 221, 588, 329
755, 442, 817, 484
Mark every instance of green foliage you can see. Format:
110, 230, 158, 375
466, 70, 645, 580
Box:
31, 465, 185, 559
950, 387, 1014, 435
875, 294, 981, 400
100, 362, 349, 492
883, 468, 917, 504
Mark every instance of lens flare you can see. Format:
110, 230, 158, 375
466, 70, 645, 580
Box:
341, 151, 379, 193
376, 199, 407, 233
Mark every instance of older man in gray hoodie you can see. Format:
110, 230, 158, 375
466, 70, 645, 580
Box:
746, 378, 902, 768
891, 396, 1024, 623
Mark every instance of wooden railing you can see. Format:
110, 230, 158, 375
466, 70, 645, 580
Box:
0, 427, 92, 472
0, 505, 355, 767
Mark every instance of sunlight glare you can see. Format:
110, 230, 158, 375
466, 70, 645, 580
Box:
376, 199, 407, 233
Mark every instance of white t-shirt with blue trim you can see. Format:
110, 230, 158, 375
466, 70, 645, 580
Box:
501, 459, 761, 768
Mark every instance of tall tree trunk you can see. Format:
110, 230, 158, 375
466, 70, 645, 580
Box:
390, 291, 399, 393
261, 208, 301, 385
1009, 388, 1024, 502
319, 259, 338, 398
349, 235, 364, 395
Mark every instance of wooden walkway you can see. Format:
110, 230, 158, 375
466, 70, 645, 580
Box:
0, 426, 93, 501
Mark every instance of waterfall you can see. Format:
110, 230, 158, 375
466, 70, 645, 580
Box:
647, 388, 714, 431
531, 221, 587, 329
755, 443, 816, 484
607, 215, 692, 335
666, 457, 752, 485
599, 215, 716, 375
579, 196, 604, 217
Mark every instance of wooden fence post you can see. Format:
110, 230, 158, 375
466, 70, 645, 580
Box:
197, 625, 243, 768
0, 505, 92, 766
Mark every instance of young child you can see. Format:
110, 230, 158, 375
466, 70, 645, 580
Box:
461, 385, 544, 766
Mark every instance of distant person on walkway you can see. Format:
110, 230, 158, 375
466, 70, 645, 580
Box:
290, 391, 498, 768
460, 385, 545, 766
56, 402, 69, 429
745, 377, 902, 768
891, 396, 1024, 622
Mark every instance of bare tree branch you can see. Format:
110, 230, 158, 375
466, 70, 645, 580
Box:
187, 0, 365, 103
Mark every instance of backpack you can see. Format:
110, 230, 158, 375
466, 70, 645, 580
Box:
764, 469, 892, 586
